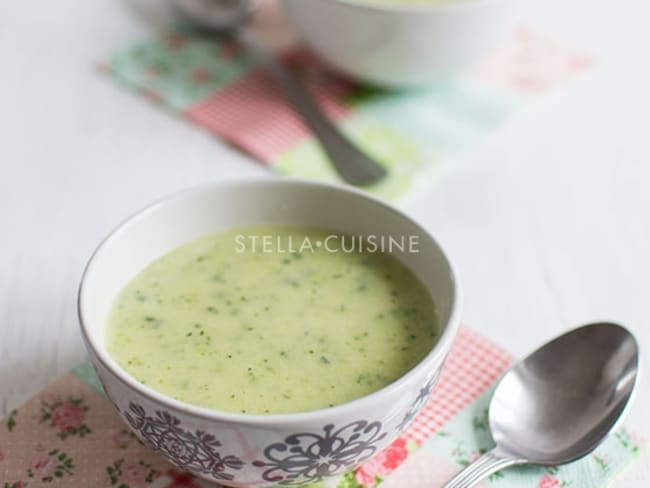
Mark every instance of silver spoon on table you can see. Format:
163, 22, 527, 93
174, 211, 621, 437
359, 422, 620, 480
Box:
443, 322, 639, 488
173, 0, 387, 186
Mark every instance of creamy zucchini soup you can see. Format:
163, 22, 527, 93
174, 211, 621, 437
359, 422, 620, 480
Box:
108, 226, 438, 414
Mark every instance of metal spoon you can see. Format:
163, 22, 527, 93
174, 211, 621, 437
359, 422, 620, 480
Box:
443, 322, 639, 488
173, 0, 388, 186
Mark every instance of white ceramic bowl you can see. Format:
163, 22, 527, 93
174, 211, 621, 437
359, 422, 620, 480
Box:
280, 0, 517, 87
78, 179, 461, 487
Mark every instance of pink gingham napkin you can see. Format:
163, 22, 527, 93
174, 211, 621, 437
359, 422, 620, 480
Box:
108, 1, 591, 201
0, 328, 643, 487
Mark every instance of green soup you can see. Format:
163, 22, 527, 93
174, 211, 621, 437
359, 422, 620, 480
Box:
108, 226, 438, 414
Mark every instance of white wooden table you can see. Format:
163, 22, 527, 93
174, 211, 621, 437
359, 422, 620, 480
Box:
1, 0, 648, 484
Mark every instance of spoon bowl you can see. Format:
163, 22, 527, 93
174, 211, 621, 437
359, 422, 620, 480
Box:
444, 322, 639, 488
491, 322, 638, 464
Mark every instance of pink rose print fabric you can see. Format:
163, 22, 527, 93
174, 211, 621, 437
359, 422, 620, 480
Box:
538, 474, 560, 488
355, 438, 411, 485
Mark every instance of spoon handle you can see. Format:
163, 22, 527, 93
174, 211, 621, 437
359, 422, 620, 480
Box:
442, 448, 524, 488
234, 28, 387, 186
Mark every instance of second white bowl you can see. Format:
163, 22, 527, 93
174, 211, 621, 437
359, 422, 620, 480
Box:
281, 0, 517, 87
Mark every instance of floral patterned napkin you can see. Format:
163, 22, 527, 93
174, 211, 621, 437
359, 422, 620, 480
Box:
107, 14, 590, 201
0, 328, 643, 487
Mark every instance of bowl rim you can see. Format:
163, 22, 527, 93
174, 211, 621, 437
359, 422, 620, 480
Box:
284, 0, 512, 15
78, 177, 462, 425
